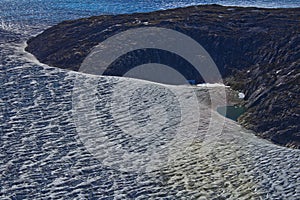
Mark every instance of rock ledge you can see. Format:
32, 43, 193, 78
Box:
26, 5, 300, 148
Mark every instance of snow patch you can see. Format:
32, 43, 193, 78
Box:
238, 92, 245, 99
197, 83, 230, 88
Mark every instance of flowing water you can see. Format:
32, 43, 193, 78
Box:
1, 0, 299, 199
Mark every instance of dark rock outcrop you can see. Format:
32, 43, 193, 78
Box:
25, 5, 300, 148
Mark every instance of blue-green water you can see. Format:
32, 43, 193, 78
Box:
217, 105, 246, 121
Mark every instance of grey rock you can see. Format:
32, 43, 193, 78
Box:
25, 5, 300, 148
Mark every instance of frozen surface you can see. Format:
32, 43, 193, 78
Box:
1, 46, 299, 199
0, 0, 299, 198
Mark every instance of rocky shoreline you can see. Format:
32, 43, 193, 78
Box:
25, 5, 300, 148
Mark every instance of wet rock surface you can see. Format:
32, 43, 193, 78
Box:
25, 5, 300, 148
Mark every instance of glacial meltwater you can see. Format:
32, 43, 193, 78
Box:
217, 105, 246, 121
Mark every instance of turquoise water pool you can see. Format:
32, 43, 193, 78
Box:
217, 105, 246, 121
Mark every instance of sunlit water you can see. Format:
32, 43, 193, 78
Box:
0, 0, 299, 199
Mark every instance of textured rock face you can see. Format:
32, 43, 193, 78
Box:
25, 5, 300, 148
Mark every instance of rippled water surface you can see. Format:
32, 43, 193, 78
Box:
1, 0, 300, 24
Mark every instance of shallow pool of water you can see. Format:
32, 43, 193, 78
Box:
217, 105, 246, 121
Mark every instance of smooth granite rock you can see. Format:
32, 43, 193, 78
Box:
25, 5, 300, 148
